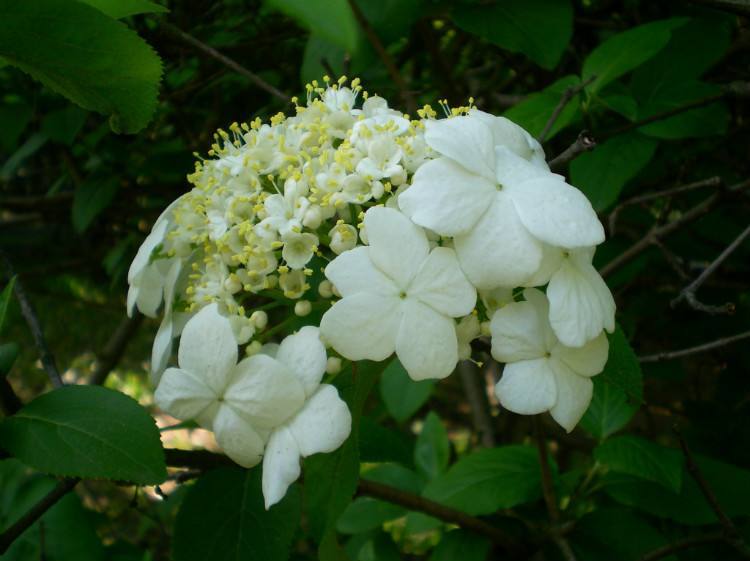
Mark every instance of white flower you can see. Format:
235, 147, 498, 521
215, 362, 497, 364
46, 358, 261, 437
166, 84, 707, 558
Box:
490, 289, 609, 432
320, 207, 476, 381
260, 326, 351, 509
154, 304, 306, 467
456, 314, 481, 360
127, 215, 174, 318
355, 135, 404, 181
257, 184, 310, 238
398, 114, 604, 289
329, 223, 358, 255
281, 231, 318, 269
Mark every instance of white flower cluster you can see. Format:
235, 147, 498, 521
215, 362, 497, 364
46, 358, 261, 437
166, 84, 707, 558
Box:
127, 78, 615, 508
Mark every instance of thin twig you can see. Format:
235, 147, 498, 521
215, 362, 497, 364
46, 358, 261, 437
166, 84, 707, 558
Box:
671, 223, 750, 314
538, 76, 596, 143
675, 428, 750, 558
90, 314, 144, 385
160, 22, 290, 103
638, 532, 725, 561
346, 0, 416, 114
0, 478, 79, 554
0, 251, 63, 388
548, 131, 596, 171
639, 330, 750, 363
458, 362, 495, 447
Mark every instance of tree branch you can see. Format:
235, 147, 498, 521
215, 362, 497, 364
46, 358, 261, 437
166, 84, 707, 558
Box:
90, 314, 144, 385
0, 478, 79, 555
639, 330, 750, 363
538, 76, 596, 143
670, 223, 750, 314
458, 362, 496, 447
0, 252, 63, 388
160, 22, 290, 103
548, 131, 596, 171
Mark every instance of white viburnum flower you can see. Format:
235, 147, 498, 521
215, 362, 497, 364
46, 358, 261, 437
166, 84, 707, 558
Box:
398, 114, 604, 290
320, 207, 477, 381
281, 231, 318, 270
261, 326, 351, 509
490, 288, 609, 432
154, 304, 305, 467
127, 215, 174, 318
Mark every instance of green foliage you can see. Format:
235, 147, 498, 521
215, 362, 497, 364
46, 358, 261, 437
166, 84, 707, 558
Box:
594, 435, 682, 491
0, 276, 16, 334
267, 0, 359, 53
0, 0, 162, 133
380, 358, 434, 422
504, 75, 580, 140
414, 412, 450, 481
423, 445, 545, 515
336, 498, 404, 534
0, 385, 166, 484
72, 176, 120, 233
173, 467, 301, 561
452, 0, 573, 69
0, 342, 19, 377
79, 0, 169, 18
429, 530, 490, 561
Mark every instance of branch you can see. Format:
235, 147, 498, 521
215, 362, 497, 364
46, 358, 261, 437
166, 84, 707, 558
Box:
638, 532, 725, 561
90, 314, 144, 385
458, 362, 495, 447
160, 22, 290, 103
640, 330, 750, 363
599, 179, 750, 278
675, 429, 750, 558
0, 252, 63, 388
548, 131, 596, 171
670, 223, 750, 314
346, 0, 416, 114
538, 76, 596, 143
0, 478, 79, 554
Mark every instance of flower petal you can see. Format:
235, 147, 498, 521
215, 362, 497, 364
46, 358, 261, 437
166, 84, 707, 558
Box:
213, 404, 266, 468
490, 300, 547, 363
424, 116, 496, 180
553, 331, 609, 377
494, 358, 557, 415
454, 193, 542, 289
177, 303, 237, 393
494, 145, 551, 188
150, 316, 174, 385
507, 175, 605, 249
127, 219, 169, 283
320, 292, 402, 361
288, 384, 352, 457
396, 299, 458, 381
398, 158, 497, 237
548, 360, 593, 432
547, 250, 616, 347
133, 265, 165, 318
276, 326, 328, 397
409, 247, 476, 317
521, 243, 564, 287
154, 367, 216, 420
324, 246, 398, 298
364, 206, 428, 290
469, 110, 534, 160
262, 427, 301, 509
224, 354, 306, 429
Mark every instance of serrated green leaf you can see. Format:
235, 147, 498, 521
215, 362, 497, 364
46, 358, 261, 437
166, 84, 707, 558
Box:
414, 412, 449, 481
579, 377, 637, 440
582, 18, 687, 93
0, 0, 163, 134
72, 176, 119, 233
570, 132, 657, 210
595, 435, 683, 492
452, 0, 573, 69
430, 529, 491, 561
504, 75, 581, 140
380, 358, 434, 422
423, 445, 545, 515
173, 467, 301, 561
598, 326, 643, 403
78, 0, 168, 18
0, 385, 166, 484
268, 0, 359, 54
0, 276, 16, 335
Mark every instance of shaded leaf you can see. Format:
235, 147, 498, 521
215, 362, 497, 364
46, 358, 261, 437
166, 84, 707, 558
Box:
414, 412, 449, 481
268, 0, 359, 53
72, 176, 119, 233
595, 435, 683, 492
504, 75, 581, 140
78, 0, 168, 18
380, 358, 434, 422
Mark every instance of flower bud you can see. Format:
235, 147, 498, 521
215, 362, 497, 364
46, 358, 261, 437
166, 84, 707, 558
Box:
318, 280, 334, 299
329, 223, 357, 255
326, 356, 342, 375
250, 310, 268, 330
245, 340, 263, 356
302, 205, 323, 229
294, 300, 312, 316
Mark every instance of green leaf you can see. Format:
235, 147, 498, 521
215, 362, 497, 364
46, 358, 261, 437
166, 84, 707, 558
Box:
41, 106, 88, 146
430, 529, 490, 561
0, 385, 166, 484
0, 276, 16, 334
300, 33, 375, 87
423, 445, 544, 515
72, 176, 119, 233
77, 0, 168, 18
173, 467, 301, 561
336, 497, 405, 534
570, 132, 657, 210
0, 101, 32, 151
362, 463, 424, 494
595, 436, 683, 492
0, 0, 163, 133
598, 325, 643, 403
356, 0, 422, 44
0, 342, 19, 377
414, 412, 450, 481
582, 18, 687, 93
1, 132, 48, 181
452, 0, 573, 69
504, 75, 581, 140
359, 416, 413, 465
380, 358, 434, 422
267, 0, 359, 54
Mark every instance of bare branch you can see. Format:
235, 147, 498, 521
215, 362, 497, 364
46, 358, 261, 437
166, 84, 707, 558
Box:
640, 330, 750, 363
538, 75, 596, 143
458, 362, 495, 447
671, 223, 750, 314
548, 131, 596, 171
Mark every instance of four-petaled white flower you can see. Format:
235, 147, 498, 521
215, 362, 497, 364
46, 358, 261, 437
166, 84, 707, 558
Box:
320, 207, 477, 381
398, 112, 604, 290
490, 289, 609, 432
